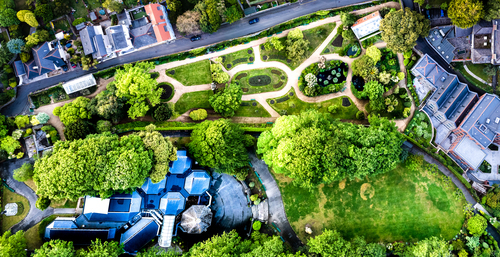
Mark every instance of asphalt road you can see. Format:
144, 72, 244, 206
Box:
1, 0, 370, 116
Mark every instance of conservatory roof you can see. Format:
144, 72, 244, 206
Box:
62, 74, 97, 94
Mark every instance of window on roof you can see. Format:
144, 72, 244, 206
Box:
160, 15, 163, 19
157, 6, 161, 10
364, 18, 366, 20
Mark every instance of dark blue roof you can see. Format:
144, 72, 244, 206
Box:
46, 228, 115, 245
33, 42, 57, 72
170, 150, 192, 174
184, 170, 210, 196
460, 94, 500, 147
160, 192, 185, 215
130, 24, 157, 49
109, 199, 131, 212
24, 59, 40, 79
108, 26, 128, 50
141, 177, 167, 195
13, 60, 25, 77
94, 34, 107, 57
84, 192, 142, 222
120, 218, 159, 253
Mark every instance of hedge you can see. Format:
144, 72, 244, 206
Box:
132, 126, 270, 132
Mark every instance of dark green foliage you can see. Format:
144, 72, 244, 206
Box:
72, 17, 86, 26
243, 134, 256, 147
209, 83, 243, 117
78, 238, 124, 257
88, 90, 126, 123
153, 103, 173, 121
64, 119, 96, 141
52, 0, 71, 18
0, 9, 20, 27
35, 197, 51, 210
33, 239, 74, 256
0, 231, 27, 256
356, 110, 365, 120
96, 120, 112, 133
13, 162, 33, 182
6, 38, 24, 54
34, 4, 53, 24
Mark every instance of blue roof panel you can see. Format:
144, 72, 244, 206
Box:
109, 199, 131, 212
160, 192, 185, 215
184, 171, 210, 196
120, 218, 159, 253
170, 150, 192, 174
141, 177, 167, 195
13, 60, 25, 76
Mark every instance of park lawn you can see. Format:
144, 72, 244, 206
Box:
274, 158, 466, 243
261, 23, 336, 70
24, 179, 37, 192
174, 90, 214, 114
166, 60, 212, 86
267, 88, 359, 119
1, 190, 30, 233
234, 101, 272, 117
70, 0, 89, 20
464, 62, 491, 82
221, 48, 255, 70
25, 214, 76, 250
53, 19, 70, 32
233, 68, 287, 95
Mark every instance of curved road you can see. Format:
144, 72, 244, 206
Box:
2, 0, 373, 117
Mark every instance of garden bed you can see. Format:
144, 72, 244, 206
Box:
221, 48, 254, 70
31, 85, 69, 108
299, 60, 348, 96
166, 60, 212, 86
233, 68, 287, 94
405, 111, 433, 146
234, 101, 272, 117
158, 82, 174, 102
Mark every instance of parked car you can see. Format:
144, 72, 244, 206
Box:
70, 63, 77, 68
190, 35, 201, 42
62, 65, 68, 71
249, 18, 259, 25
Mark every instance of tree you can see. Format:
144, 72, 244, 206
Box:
366, 46, 381, 63
137, 247, 180, 257
53, 0, 71, 18
406, 237, 449, 257
16, 10, 30, 22
484, 0, 500, 21
137, 124, 177, 183
153, 103, 173, 121
102, 0, 124, 13
342, 29, 356, 42
114, 62, 163, 119
36, 112, 50, 124
1, 136, 21, 155
96, 120, 112, 133
448, 0, 483, 28
53, 97, 91, 125
269, 36, 284, 51
352, 55, 376, 80
20, 52, 30, 62
483, 64, 498, 77
78, 239, 124, 257
25, 30, 50, 48
0, 9, 20, 27
188, 119, 248, 172
7, 39, 25, 54
88, 90, 126, 123
211, 63, 229, 84
308, 229, 350, 256
33, 239, 75, 257
380, 7, 430, 53
0, 115, 8, 138
33, 133, 153, 200
166, 0, 182, 24
339, 11, 357, 27
209, 83, 242, 117
467, 214, 487, 236
36, 197, 51, 210
189, 109, 208, 121
224, 5, 242, 24
287, 28, 304, 40
365, 81, 385, 111
13, 162, 33, 182
286, 38, 310, 64
177, 10, 201, 35
34, 4, 53, 24
14, 115, 29, 128
196, 0, 221, 33
24, 12, 39, 27
64, 119, 96, 141
0, 231, 27, 257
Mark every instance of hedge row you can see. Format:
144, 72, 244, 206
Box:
132, 126, 270, 132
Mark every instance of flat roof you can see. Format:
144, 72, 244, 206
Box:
84, 197, 110, 214
454, 137, 487, 170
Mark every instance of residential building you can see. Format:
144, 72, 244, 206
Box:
105, 25, 134, 55
412, 54, 500, 171
44, 150, 213, 253
14, 41, 67, 80
80, 26, 112, 60
351, 11, 382, 39
144, 3, 176, 43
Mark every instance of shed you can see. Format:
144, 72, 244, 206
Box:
62, 74, 97, 94
90, 12, 97, 21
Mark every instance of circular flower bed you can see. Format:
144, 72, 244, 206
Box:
299, 60, 349, 97
158, 82, 174, 101
249, 75, 271, 86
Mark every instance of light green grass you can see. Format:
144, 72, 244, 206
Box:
70, 1, 89, 21
464, 62, 491, 82
454, 62, 495, 94
235, 101, 272, 117
261, 23, 336, 70
86, 0, 102, 10
274, 157, 465, 243
166, 60, 212, 86
221, 48, 254, 70
25, 214, 76, 250
267, 88, 359, 119
174, 90, 213, 114
1, 190, 30, 233
233, 68, 287, 95
53, 19, 70, 32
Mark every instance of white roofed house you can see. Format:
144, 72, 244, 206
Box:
105, 25, 134, 57
351, 11, 382, 40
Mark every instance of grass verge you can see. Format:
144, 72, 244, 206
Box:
233, 68, 287, 95
174, 90, 214, 114
221, 48, 255, 70
235, 101, 272, 117
166, 60, 212, 86
454, 62, 495, 94
1, 190, 30, 233
25, 214, 76, 250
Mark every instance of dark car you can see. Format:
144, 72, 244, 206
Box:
190, 35, 201, 42
249, 18, 259, 25
62, 65, 68, 71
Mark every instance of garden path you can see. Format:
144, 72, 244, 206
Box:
464, 64, 492, 86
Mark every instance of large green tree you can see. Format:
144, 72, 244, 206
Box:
339, 11, 357, 27
13, 162, 34, 182
165, 0, 182, 24
78, 239, 124, 257
52, 0, 72, 18
25, 30, 50, 48
448, 0, 484, 28
188, 119, 248, 172
195, 0, 221, 33
308, 229, 351, 256
484, 0, 500, 21
33, 239, 74, 257
102, 0, 124, 13
351, 55, 377, 81
405, 237, 449, 256
224, 5, 242, 24
114, 62, 163, 119
33, 133, 153, 200
53, 97, 91, 125
209, 83, 242, 117
364, 81, 385, 111
34, 4, 53, 24
64, 119, 96, 141
0, 231, 27, 257
88, 89, 127, 123
257, 110, 403, 189
1, 136, 21, 155
0, 9, 20, 27
379, 7, 430, 53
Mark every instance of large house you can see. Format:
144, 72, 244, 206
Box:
80, 26, 112, 60
13, 41, 67, 81
144, 3, 175, 43
351, 11, 382, 40
412, 54, 500, 171
44, 150, 213, 253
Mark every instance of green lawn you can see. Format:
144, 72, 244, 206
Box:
274, 155, 465, 243
50, 199, 78, 208
464, 62, 491, 82
174, 90, 214, 114
267, 88, 359, 119
261, 23, 336, 70
86, 0, 102, 10
1, 190, 30, 233
70, 0, 89, 20
166, 60, 212, 86
233, 68, 287, 95
221, 48, 254, 70
234, 101, 272, 117
454, 62, 495, 94
25, 214, 76, 250
53, 19, 70, 32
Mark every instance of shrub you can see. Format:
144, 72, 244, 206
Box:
356, 111, 365, 120
72, 17, 86, 26
13, 162, 33, 182
36, 197, 51, 210
253, 220, 262, 231
243, 134, 256, 147
189, 109, 208, 121
25, 128, 32, 136
12, 129, 23, 140
153, 103, 172, 121
468, 214, 487, 236
96, 120, 112, 133
250, 194, 259, 201
328, 105, 339, 114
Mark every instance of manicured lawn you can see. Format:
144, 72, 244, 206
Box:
70, 0, 89, 20
454, 62, 495, 94
464, 62, 491, 82
53, 19, 70, 32
274, 156, 465, 243
133, 11, 147, 20
235, 101, 271, 117
1, 190, 30, 233
50, 199, 78, 208
25, 214, 76, 250
261, 23, 336, 70
267, 88, 359, 119
24, 179, 37, 192
221, 48, 255, 70
174, 90, 213, 114
166, 60, 212, 86
233, 68, 287, 95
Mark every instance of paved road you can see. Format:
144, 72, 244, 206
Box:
2, 0, 371, 117
248, 152, 303, 250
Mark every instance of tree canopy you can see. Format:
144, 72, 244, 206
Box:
102, 0, 124, 13
88, 89, 127, 123
25, 30, 50, 48
114, 62, 163, 119
7, 38, 25, 54
0, 231, 27, 257
53, 97, 91, 125
257, 110, 403, 189
13, 162, 34, 182
177, 10, 201, 35
0, 9, 20, 27
33, 239, 75, 257
209, 83, 242, 117
34, 4, 53, 24
379, 7, 430, 53
351, 55, 377, 82
484, 0, 500, 21
448, 0, 484, 28
64, 119, 96, 141
365, 46, 381, 63
188, 119, 249, 172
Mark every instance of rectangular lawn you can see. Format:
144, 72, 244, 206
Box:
166, 60, 212, 86
235, 101, 272, 117
274, 156, 465, 243
174, 90, 213, 114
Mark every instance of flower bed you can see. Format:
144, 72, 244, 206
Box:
249, 75, 272, 86
299, 60, 348, 97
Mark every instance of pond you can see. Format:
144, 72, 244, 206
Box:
347, 44, 360, 56
316, 63, 348, 87
352, 76, 365, 91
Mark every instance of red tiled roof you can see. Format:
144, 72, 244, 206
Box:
153, 24, 171, 42
145, 3, 166, 25
352, 11, 381, 28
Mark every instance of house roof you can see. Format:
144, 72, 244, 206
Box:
130, 23, 157, 49
106, 25, 131, 51
120, 217, 159, 253
459, 94, 500, 148
141, 176, 167, 195
144, 3, 166, 25
80, 26, 97, 55
33, 42, 57, 71
427, 27, 456, 63
184, 171, 210, 196
62, 74, 96, 94
153, 24, 171, 42
351, 11, 381, 39
453, 136, 487, 170
159, 192, 185, 215
83, 192, 142, 222
13, 60, 26, 77
169, 150, 192, 174
23, 41, 64, 79
180, 205, 212, 234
